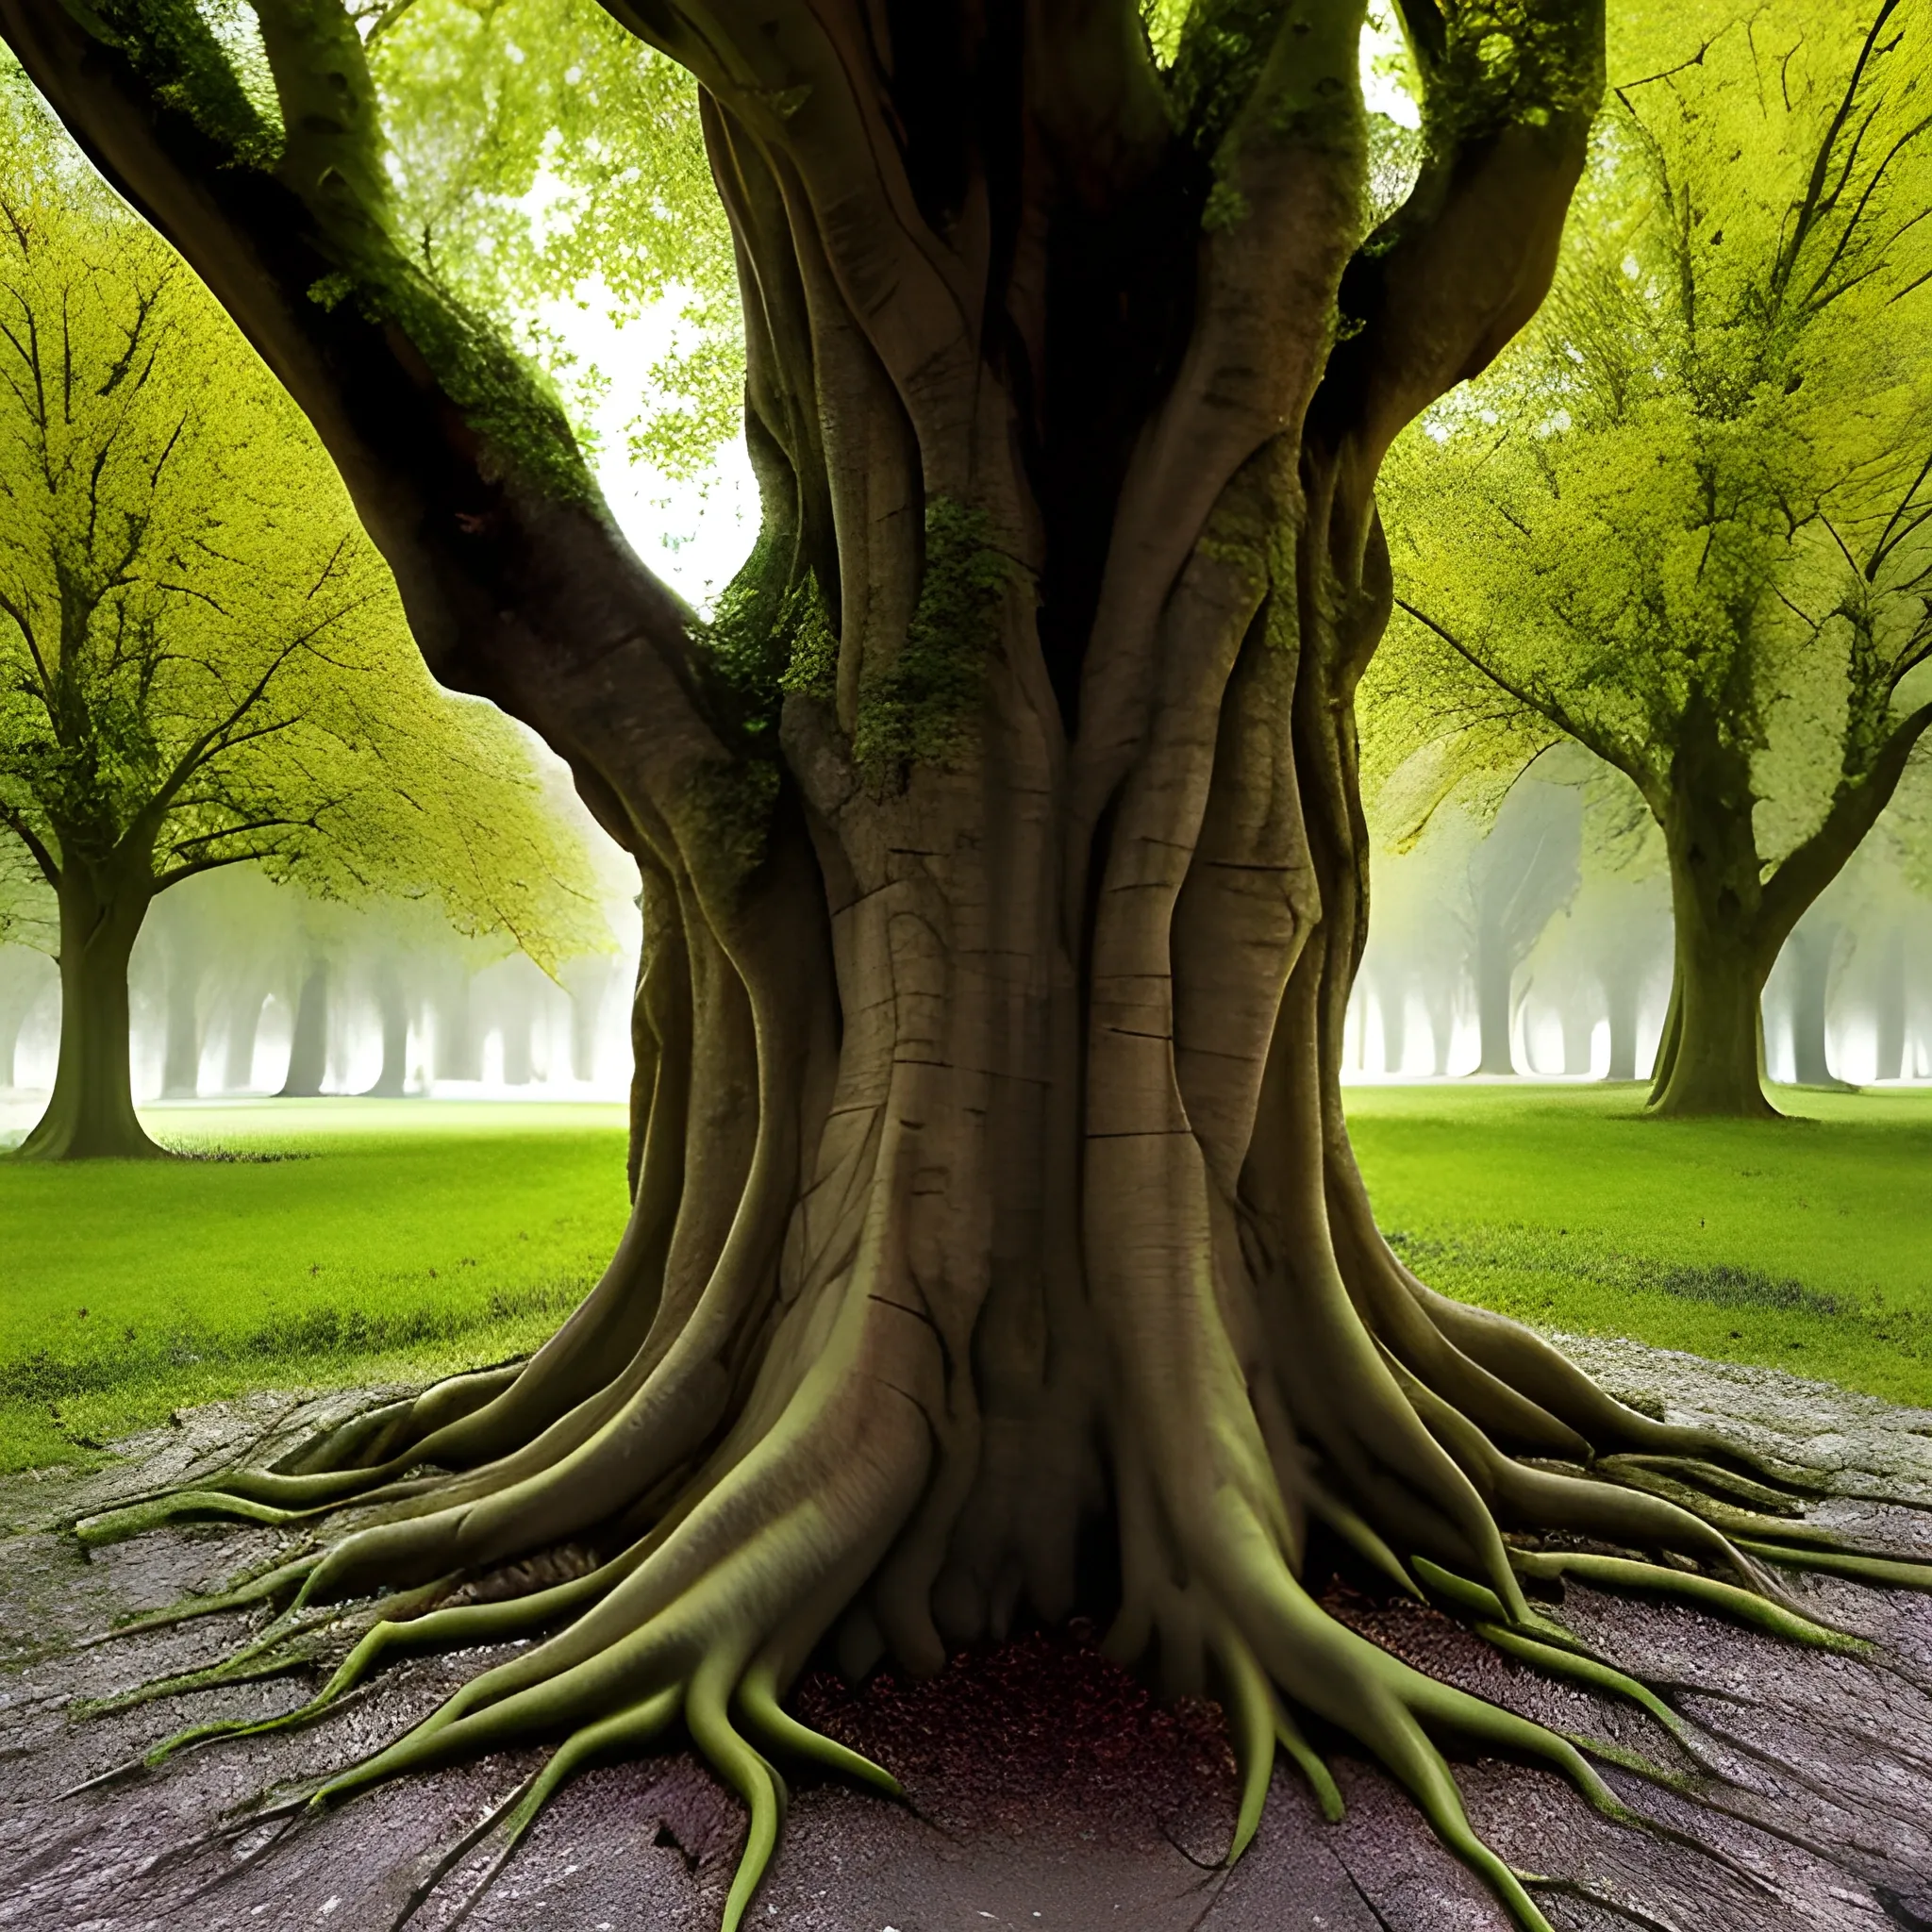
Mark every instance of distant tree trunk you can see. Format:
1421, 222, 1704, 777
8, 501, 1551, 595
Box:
0, 997, 25, 1089
1379, 976, 1408, 1075
434, 975, 480, 1083
1472, 929, 1515, 1074
363, 958, 411, 1097
1871, 925, 1906, 1084
499, 1002, 534, 1086
224, 989, 266, 1091
159, 931, 204, 1099
16, 860, 165, 1160
567, 959, 607, 1083
277, 962, 330, 1098
1561, 1001, 1594, 1076
1423, 979, 1457, 1074
1783, 921, 1845, 1090
1604, 970, 1641, 1082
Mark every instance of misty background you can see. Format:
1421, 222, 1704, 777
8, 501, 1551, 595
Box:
3, 753, 1926, 1114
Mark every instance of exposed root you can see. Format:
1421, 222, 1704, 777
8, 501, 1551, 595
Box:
1509, 1550, 1872, 1652
1471, 1622, 1732, 1780
402, 1690, 682, 1932
1732, 1538, 1932, 1590
75, 1553, 323, 1646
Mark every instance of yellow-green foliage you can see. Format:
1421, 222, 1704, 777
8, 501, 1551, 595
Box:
0, 90, 609, 969
368, 0, 737, 477
1365, 0, 1932, 857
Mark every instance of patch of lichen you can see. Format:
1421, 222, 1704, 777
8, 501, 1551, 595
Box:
695, 529, 838, 727
680, 755, 782, 890
851, 498, 1013, 795
350, 260, 597, 507
91, 0, 282, 169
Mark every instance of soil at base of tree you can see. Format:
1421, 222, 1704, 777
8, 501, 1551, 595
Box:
2, 1342, 1928, 1932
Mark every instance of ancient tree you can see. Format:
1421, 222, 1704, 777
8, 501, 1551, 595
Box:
5, 0, 1926, 1925
1367, 0, 1932, 1117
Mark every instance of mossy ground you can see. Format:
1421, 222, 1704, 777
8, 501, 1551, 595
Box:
1346, 1081, 1932, 1406
0, 1099, 630, 1472
3, 1084, 1926, 1476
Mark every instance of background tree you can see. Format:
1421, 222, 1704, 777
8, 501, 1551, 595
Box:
1367, 0, 1932, 1118
0, 84, 614, 1156
5, 3, 1924, 1928
1462, 774, 1580, 1074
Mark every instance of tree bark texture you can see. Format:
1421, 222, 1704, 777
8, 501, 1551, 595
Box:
12, 4, 1918, 1928
16, 859, 163, 1159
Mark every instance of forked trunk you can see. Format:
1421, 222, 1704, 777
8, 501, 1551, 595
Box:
16, 860, 164, 1160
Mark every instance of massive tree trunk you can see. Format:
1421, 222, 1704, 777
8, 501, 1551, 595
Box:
15, 856, 165, 1160
12, 3, 1918, 1927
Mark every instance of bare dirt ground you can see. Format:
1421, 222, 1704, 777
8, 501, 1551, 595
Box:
3, 1337, 1929, 1932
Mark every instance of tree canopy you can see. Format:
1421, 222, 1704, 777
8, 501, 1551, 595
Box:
0, 68, 614, 974
1362, 0, 1932, 1111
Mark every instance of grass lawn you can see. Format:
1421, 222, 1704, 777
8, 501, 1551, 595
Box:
3, 1084, 1927, 1477
1346, 1081, 1932, 1407
0, 1100, 631, 1473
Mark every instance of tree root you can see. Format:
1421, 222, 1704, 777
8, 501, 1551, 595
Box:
1508, 1550, 1872, 1652
74, 1552, 323, 1646
1732, 1538, 1932, 1590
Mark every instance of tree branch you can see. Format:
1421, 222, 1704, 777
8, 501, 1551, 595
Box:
0, 0, 734, 843
1310, 0, 1606, 536
1391, 594, 1645, 794
0, 798, 60, 887
1757, 699, 1932, 952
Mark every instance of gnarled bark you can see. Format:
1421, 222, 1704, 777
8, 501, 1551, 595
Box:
8, 3, 1928, 1929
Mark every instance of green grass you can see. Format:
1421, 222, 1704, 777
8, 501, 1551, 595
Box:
0, 1100, 631, 1473
1345, 1081, 1932, 1407
4, 1084, 1928, 1477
